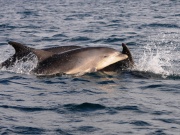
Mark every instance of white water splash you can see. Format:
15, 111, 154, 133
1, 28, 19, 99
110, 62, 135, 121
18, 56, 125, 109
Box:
0, 45, 13, 63
1, 52, 38, 75
11, 53, 38, 74
0, 44, 38, 74
134, 33, 180, 78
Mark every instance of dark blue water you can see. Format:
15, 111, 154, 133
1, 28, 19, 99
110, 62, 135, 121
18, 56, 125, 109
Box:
0, 0, 180, 134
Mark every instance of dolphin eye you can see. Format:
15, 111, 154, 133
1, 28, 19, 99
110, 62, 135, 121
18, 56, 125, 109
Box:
103, 55, 108, 58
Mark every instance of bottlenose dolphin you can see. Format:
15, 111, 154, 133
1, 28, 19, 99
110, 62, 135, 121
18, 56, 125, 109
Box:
0, 41, 133, 76
32, 47, 128, 76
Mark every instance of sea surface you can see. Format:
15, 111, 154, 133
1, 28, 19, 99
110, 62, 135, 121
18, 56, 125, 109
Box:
0, 0, 180, 135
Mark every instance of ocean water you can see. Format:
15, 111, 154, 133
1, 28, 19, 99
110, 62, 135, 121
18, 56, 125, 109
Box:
0, 0, 180, 135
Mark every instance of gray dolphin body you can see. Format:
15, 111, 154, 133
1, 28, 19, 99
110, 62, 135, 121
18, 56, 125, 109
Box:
32, 47, 128, 76
0, 41, 133, 76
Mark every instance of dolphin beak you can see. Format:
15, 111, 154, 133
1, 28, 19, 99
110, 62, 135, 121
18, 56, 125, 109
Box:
96, 52, 128, 70
113, 51, 128, 61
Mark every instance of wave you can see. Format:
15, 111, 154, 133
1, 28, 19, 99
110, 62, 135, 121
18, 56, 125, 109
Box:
62, 102, 146, 115
64, 102, 106, 112
0, 105, 51, 112
0, 103, 144, 114
143, 23, 180, 28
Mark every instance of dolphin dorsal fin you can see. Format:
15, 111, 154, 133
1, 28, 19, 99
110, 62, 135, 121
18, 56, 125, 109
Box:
8, 41, 54, 62
8, 41, 31, 53
122, 43, 134, 66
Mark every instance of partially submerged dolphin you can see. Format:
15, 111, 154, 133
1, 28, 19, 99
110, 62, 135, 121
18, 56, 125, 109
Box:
0, 41, 133, 76
32, 47, 128, 76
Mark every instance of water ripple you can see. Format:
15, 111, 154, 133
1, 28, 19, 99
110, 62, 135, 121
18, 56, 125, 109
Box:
64, 102, 106, 112
154, 118, 180, 125
0, 105, 51, 112
145, 23, 180, 28
77, 126, 100, 133
130, 120, 151, 126
11, 126, 45, 134
70, 36, 91, 42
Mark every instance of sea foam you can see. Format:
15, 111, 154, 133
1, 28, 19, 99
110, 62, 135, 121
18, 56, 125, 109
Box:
134, 33, 180, 78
